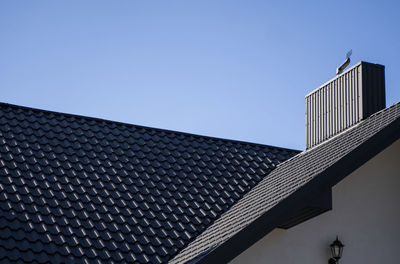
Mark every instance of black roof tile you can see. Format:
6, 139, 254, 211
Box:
0, 102, 299, 263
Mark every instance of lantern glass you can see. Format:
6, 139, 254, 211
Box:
330, 236, 344, 260
331, 245, 341, 259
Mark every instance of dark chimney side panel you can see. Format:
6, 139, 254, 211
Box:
306, 62, 385, 149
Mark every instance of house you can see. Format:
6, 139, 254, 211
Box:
0, 61, 399, 264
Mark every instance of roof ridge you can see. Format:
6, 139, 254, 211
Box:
303, 101, 400, 153
0, 102, 300, 153
369, 101, 400, 117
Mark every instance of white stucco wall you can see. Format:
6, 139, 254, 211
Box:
230, 139, 400, 264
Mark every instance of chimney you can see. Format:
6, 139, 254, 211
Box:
305, 61, 385, 149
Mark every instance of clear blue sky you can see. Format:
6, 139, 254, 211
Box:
1, 1, 399, 150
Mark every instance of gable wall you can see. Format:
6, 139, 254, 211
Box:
230, 139, 400, 264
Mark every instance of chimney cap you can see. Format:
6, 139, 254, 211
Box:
305, 61, 384, 98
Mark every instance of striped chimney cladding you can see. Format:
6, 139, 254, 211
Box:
306, 61, 385, 149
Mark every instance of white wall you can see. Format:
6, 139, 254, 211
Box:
230, 139, 400, 264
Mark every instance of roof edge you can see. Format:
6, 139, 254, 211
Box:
193, 112, 400, 264
0, 102, 300, 153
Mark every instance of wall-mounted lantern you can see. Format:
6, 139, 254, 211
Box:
328, 236, 344, 264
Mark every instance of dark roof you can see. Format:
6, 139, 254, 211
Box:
0, 102, 299, 264
171, 101, 400, 264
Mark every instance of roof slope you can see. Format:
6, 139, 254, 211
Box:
0, 102, 299, 264
171, 101, 400, 264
